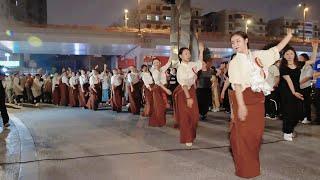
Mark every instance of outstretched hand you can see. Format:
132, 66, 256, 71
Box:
286, 28, 293, 36
199, 42, 205, 52
311, 40, 319, 50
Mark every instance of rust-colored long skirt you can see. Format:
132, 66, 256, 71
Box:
141, 84, 154, 117
149, 85, 166, 127
173, 85, 199, 143
111, 85, 123, 112
79, 83, 89, 107
59, 83, 69, 106
69, 85, 79, 107
86, 84, 101, 110
128, 83, 142, 115
52, 85, 60, 105
229, 88, 265, 178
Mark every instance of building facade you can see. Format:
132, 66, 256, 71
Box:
267, 17, 319, 39
217, 10, 266, 36
1, 0, 47, 24
0, 0, 9, 19
127, 0, 203, 32
202, 12, 219, 32
201, 10, 266, 36
191, 7, 203, 32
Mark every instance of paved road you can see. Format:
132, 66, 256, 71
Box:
0, 105, 320, 180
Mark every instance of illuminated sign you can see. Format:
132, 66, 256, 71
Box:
0, 61, 20, 67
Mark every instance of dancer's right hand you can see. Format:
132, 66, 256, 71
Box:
238, 105, 248, 121
220, 91, 225, 100
187, 98, 193, 108
286, 28, 293, 36
293, 92, 304, 100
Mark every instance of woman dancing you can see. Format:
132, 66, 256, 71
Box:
228, 29, 293, 178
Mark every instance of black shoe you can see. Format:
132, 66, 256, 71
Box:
200, 115, 207, 121
4, 123, 10, 129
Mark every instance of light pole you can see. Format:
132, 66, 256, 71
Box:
245, 19, 252, 34
124, 9, 129, 29
138, 0, 141, 35
298, 3, 309, 42
4, 53, 11, 61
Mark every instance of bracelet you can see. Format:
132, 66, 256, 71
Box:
186, 97, 192, 99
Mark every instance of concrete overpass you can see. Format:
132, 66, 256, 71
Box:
0, 22, 317, 70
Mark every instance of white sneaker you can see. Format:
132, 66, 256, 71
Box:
301, 118, 311, 124
283, 133, 293, 141
213, 108, 219, 112
186, 143, 193, 147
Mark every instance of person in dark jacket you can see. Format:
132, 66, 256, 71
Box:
0, 66, 10, 129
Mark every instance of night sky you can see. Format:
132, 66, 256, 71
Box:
47, 0, 320, 26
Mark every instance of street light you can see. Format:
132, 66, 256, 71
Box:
4, 53, 11, 61
298, 3, 309, 42
137, 0, 142, 36
245, 19, 252, 34
124, 9, 129, 29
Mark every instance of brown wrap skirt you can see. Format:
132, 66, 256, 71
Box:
173, 85, 199, 143
229, 88, 265, 178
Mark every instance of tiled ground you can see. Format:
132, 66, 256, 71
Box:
0, 106, 319, 180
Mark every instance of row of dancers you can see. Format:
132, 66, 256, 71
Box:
3, 29, 319, 178
112, 30, 319, 179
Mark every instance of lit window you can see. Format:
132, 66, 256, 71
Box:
155, 15, 159, 21
165, 16, 171, 21
146, 15, 152, 20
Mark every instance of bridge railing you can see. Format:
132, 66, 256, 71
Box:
3, 21, 318, 45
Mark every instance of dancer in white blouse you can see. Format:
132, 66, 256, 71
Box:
149, 57, 172, 127
111, 69, 124, 112
173, 42, 204, 147
79, 69, 89, 108
59, 71, 69, 106
13, 74, 24, 104
87, 69, 101, 110
228, 29, 293, 178
52, 73, 60, 105
31, 74, 42, 106
127, 66, 142, 115
141, 64, 154, 117
150, 58, 172, 95
69, 72, 79, 107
